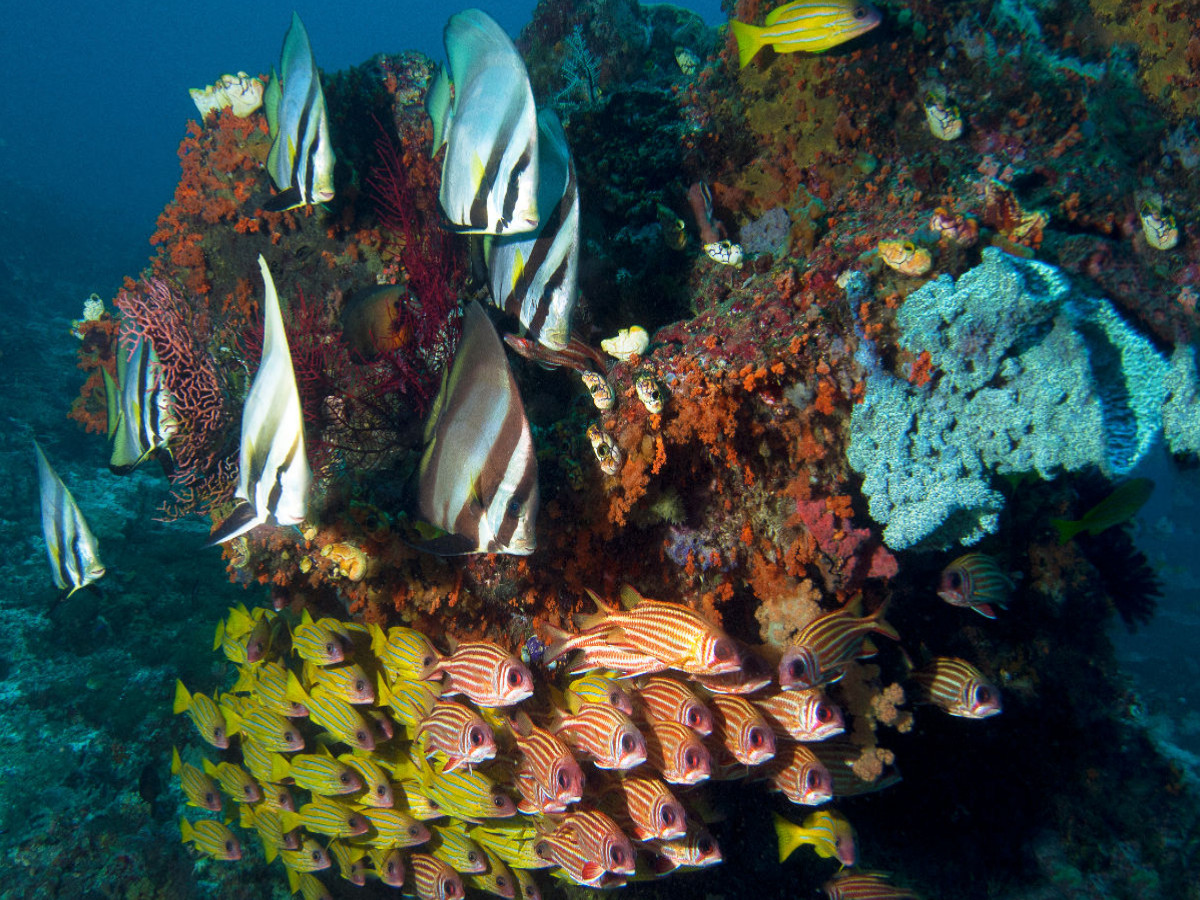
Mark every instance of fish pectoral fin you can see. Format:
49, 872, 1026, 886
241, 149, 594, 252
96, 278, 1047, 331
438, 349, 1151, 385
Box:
262, 186, 305, 213
208, 502, 261, 545
470, 153, 487, 194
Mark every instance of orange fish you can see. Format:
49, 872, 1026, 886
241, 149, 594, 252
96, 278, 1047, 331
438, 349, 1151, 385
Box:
416, 700, 497, 773
598, 774, 686, 841
766, 743, 834, 806
779, 599, 898, 690
634, 676, 713, 736
911, 657, 1002, 719
507, 712, 585, 814
409, 852, 465, 900
538, 809, 635, 879
425, 640, 534, 708
709, 694, 776, 767
642, 718, 711, 785
551, 703, 647, 770
756, 688, 845, 741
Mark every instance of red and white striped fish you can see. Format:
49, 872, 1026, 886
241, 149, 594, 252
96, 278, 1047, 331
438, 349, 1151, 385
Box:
508, 712, 585, 814
634, 676, 714, 736
809, 739, 903, 798
911, 657, 1002, 719
765, 743, 834, 806
550, 704, 647, 770
645, 825, 722, 872
410, 852, 465, 900
642, 718, 711, 785
755, 688, 845, 741
778, 599, 898, 690
424, 640, 534, 707
546, 586, 740, 677
539, 809, 635, 877
691, 642, 774, 695
709, 694, 776, 767
597, 773, 686, 841
417, 700, 498, 772
937, 552, 1013, 619
823, 870, 921, 899
533, 830, 627, 888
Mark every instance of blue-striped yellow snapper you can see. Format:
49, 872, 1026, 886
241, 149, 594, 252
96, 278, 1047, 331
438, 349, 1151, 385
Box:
730, 1, 882, 69
428, 9, 540, 235
775, 810, 856, 866
263, 13, 335, 210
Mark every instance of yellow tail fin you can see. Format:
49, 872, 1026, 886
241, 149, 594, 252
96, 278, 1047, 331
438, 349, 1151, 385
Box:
729, 19, 766, 69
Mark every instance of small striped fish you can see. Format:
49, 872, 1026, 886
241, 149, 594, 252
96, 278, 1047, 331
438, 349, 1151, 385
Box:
429, 823, 489, 874
425, 639, 534, 708
328, 840, 367, 886
755, 687, 845, 741
691, 642, 775, 695
508, 712, 585, 814
34, 441, 105, 597
808, 739, 902, 797
513, 868, 541, 900
534, 830, 627, 888
431, 10, 539, 235
823, 870, 922, 899
709, 694, 777, 767
598, 773, 686, 841
729, 1, 881, 68
469, 821, 555, 871
937, 553, 1014, 619
263, 13, 335, 210
279, 837, 331, 873
464, 846, 517, 898
779, 600, 898, 690
180, 817, 241, 861
645, 825, 722, 872
765, 743, 834, 806
367, 847, 405, 887
403, 756, 518, 822
202, 758, 262, 804
775, 809, 856, 866
539, 809, 636, 877
410, 852, 466, 900
339, 753, 394, 808
642, 718, 711, 785
416, 700, 497, 772
547, 586, 739, 677
370, 624, 441, 681
301, 685, 375, 751
634, 675, 714, 736
302, 660, 374, 704
418, 301, 539, 556
561, 670, 634, 716
271, 751, 360, 796
238, 736, 278, 787
485, 108, 579, 351
911, 657, 1002, 719
357, 807, 430, 849
281, 796, 369, 839
224, 705, 304, 753
215, 605, 273, 667
210, 257, 311, 544
551, 703, 646, 770
173, 680, 228, 749
171, 748, 222, 812
104, 333, 178, 474
237, 661, 307, 718
289, 613, 350, 666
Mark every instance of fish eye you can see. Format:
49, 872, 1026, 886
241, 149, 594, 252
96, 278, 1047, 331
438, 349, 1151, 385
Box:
408, 825, 420, 836
469, 727, 484, 746
356, 730, 368, 743
817, 703, 833, 722
225, 840, 234, 852
493, 794, 508, 808
557, 770, 570, 788
609, 692, 621, 706
853, 5, 868, 18
713, 640, 734, 661
376, 784, 387, 795
611, 847, 625, 865
205, 791, 217, 805
806, 770, 827, 792
661, 807, 676, 825
468, 851, 479, 865
497, 876, 509, 889
684, 749, 698, 768
387, 860, 398, 875
324, 642, 336, 655
212, 726, 225, 741
312, 849, 322, 861
749, 728, 764, 747
686, 709, 700, 726
340, 772, 351, 784
423, 655, 435, 667
948, 571, 963, 588
698, 836, 714, 854
621, 734, 635, 752
976, 686, 991, 702
507, 668, 523, 686
506, 498, 522, 518
355, 679, 366, 691
787, 660, 803, 679
283, 731, 294, 742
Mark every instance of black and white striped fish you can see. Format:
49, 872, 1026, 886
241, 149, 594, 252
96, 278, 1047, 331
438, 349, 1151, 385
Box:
430, 9, 539, 235
210, 256, 311, 544
417, 301, 538, 555
485, 109, 579, 351
263, 12, 336, 212
103, 333, 178, 475
34, 441, 105, 597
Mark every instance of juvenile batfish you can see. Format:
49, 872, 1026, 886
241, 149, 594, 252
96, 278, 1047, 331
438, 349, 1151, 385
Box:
911, 657, 1002, 719
775, 809, 856, 865
210, 256, 311, 543
34, 441, 105, 597
485, 108, 580, 351
778, 599, 898, 690
104, 333, 178, 474
263, 12, 336, 210
432, 9, 539, 234
180, 817, 241, 860
417, 300, 539, 555
937, 553, 1014, 619
730, 1, 881, 68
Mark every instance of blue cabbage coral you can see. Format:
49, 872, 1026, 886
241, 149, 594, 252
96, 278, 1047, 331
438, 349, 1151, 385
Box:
848, 249, 1169, 550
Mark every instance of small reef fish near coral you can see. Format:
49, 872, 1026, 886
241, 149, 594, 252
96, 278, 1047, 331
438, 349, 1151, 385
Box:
26, 0, 1200, 897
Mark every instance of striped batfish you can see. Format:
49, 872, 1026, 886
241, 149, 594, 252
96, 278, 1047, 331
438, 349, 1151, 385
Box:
729, 1, 881, 69
430, 9, 539, 234
210, 256, 311, 544
417, 300, 538, 555
103, 332, 178, 475
263, 12, 336, 211
34, 441, 105, 597
485, 108, 579, 351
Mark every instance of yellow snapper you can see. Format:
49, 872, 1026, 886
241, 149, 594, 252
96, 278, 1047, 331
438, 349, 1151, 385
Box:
774, 810, 856, 866
180, 817, 242, 860
1051, 477, 1154, 544
730, 1, 882, 69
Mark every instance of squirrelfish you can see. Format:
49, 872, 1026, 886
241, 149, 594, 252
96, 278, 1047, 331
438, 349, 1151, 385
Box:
416, 699, 498, 772
778, 599, 898, 690
263, 13, 336, 210
173, 680, 228, 749
775, 809, 856, 865
411, 852, 467, 900
766, 743, 834, 806
692, 642, 775, 695
600, 773, 686, 841
171, 747, 222, 812
911, 657, 1002, 719
534, 830, 627, 888
34, 440, 105, 597
823, 870, 921, 899
729, 1, 882, 68
546, 585, 740, 678
634, 675, 714, 736
937, 553, 1014, 619
424, 638, 535, 707
539, 809, 636, 877
551, 703, 647, 770
417, 301, 539, 556
507, 711, 585, 814
755, 687, 845, 741
180, 817, 241, 860
809, 739, 902, 797
709, 694, 777, 767
642, 718, 712, 785
209, 257, 311, 543
430, 10, 539, 234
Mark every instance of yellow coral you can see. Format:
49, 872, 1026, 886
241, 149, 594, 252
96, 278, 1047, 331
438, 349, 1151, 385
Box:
321, 542, 369, 582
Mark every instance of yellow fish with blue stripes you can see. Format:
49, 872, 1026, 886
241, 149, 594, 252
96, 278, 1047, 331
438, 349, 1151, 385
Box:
730, 1, 881, 68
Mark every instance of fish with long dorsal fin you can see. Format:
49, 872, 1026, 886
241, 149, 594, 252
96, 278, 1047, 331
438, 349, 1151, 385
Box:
485, 108, 580, 351
263, 12, 336, 211
34, 440, 105, 597
417, 300, 538, 555
210, 255, 311, 544
105, 331, 178, 475
432, 9, 539, 234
